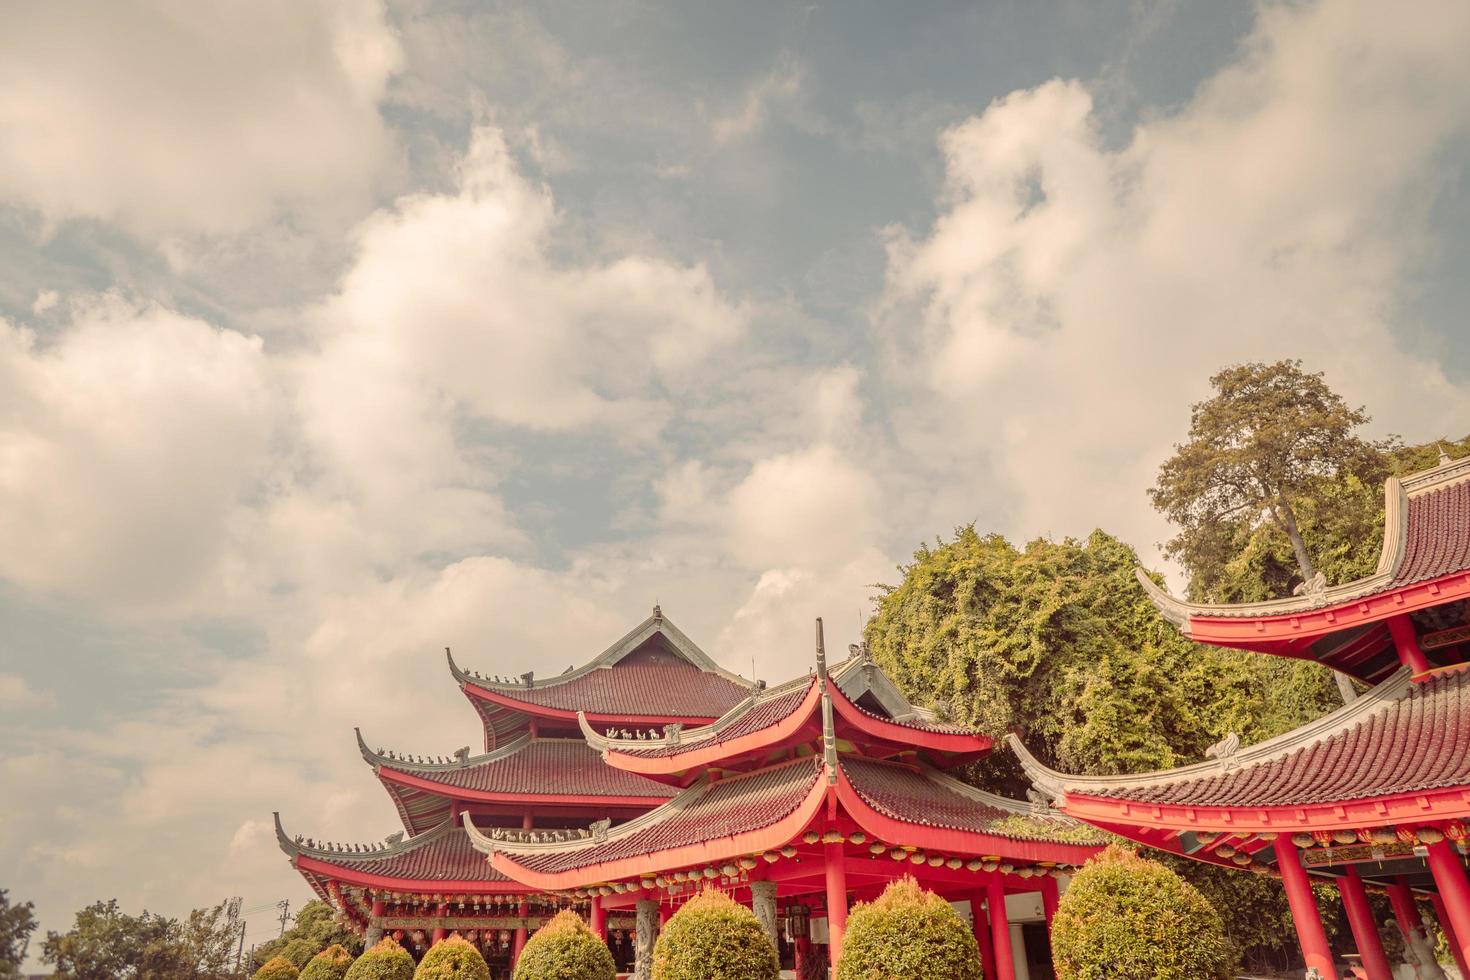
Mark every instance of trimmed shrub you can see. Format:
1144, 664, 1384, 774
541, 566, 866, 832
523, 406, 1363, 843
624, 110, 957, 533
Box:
413, 935, 489, 980
836, 877, 981, 980
1052, 844, 1234, 980
255, 956, 301, 980
344, 937, 416, 980
652, 889, 778, 980
514, 910, 615, 980
300, 944, 355, 980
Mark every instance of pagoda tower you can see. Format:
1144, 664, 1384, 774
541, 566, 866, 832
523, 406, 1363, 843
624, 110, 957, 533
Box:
1013, 453, 1470, 980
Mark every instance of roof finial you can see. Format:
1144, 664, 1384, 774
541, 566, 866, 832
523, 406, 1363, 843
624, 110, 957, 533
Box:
814, 617, 827, 680
1439, 443, 1453, 466
653, 602, 663, 621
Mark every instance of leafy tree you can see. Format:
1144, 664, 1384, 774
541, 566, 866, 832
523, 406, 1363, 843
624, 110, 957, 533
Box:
413, 935, 489, 980
0, 891, 36, 980
835, 877, 981, 980
514, 910, 614, 980
1051, 845, 1233, 980
343, 938, 414, 980
1149, 360, 1394, 599
254, 901, 362, 969
652, 890, 777, 980
41, 898, 245, 980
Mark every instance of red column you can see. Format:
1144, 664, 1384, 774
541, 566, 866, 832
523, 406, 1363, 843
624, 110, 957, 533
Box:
972, 891, 997, 980
1387, 614, 1431, 675
1427, 839, 1470, 971
987, 874, 1015, 980
824, 840, 848, 968
1338, 867, 1392, 980
1040, 876, 1060, 929
1273, 836, 1337, 980
1432, 893, 1470, 980
511, 900, 528, 967
590, 895, 606, 940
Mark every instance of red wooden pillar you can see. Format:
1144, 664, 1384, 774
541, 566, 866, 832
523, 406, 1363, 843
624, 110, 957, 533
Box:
1426, 839, 1470, 971
1431, 893, 1470, 980
1040, 876, 1060, 929
1387, 614, 1431, 675
432, 903, 448, 944
1338, 866, 1392, 980
590, 895, 607, 940
971, 891, 997, 980
1272, 836, 1337, 980
987, 874, 1016, 980
824, 840, 848, 967
513, 814, 533, 965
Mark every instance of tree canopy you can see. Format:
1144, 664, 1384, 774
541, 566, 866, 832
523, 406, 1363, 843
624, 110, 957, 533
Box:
254, 901, 362, 970
41, 898, 243, 980
0, 890, 37, 980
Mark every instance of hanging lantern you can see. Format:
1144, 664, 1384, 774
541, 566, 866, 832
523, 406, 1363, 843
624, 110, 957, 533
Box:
1446, 822, 1468, 843
781, 845, 798, 858
869, 843, 886, 855
499, 930, 511, 948
1215, 844, 1236, 858
739, 857, 758, 871
1311, 831, 1335, 848
849, 832, 867, 845
889, 848, 907, 861
784, 903, 811, 941
1370, 828, 1398, 845
465, 931, 478, 944
1232, 853, 1252, 866
946, 857, 962, 870
1397, 827, 1419, 844
909, 852, 927, 865
999, 863, 1015, 875
763, 852, 780, 863
927, 855, 944, 868
803, 831, 820, 844
720, 864, 739, 877
1332, 830, 1357, 845
966, 859, 984, 872
821, 830, 844, 844
392, 930, 404, 942
1419, 827, 1446, 844
1195, 832, 1218, 846
981, 860, 999, 873
1292, 833, 1315, 849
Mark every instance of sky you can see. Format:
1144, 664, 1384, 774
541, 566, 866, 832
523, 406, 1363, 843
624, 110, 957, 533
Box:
3, 0, 1470, 958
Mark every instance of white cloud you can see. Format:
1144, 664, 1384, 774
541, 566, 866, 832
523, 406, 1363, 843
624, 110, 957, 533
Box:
0, 674, 53, 710
885, 0, 1470, 559
710, 56, 805, 145
0, 297, 273, 613
727, 444, 881, 570
0, 0, 402, 238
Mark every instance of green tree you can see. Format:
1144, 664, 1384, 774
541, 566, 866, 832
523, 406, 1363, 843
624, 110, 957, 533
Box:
0, 891, 37, 980
255, 956, 301, 980
1051, 845, 1233, 980
652, 890, 777, 980
413, 936, 489, 980
343, 938, 414, 980
300, 944, 354, 980
514, 910, 614, 980
1149, 360, 1393, 599
41, 898, 244, 980
836, 877, 981, 980
254, 901, 362, 970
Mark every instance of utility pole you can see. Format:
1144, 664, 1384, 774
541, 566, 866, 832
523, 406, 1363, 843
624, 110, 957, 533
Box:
277, 899, 291, 937
235, 919, 246, 974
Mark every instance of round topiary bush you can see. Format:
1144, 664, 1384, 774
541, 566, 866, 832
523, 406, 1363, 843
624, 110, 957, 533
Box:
344, 937, 416, 980
836, 876, 982, 980
1051, 844, 1234, 980
652, 889, 778, 980
255, 955, 301, 980
413, 935, 489, 980
514, 910, 615, 980
301, 944, 355, 980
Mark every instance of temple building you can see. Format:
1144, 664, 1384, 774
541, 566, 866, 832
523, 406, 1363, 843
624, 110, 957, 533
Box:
278, 609, 1104, 979
1013, 453, 1470, 980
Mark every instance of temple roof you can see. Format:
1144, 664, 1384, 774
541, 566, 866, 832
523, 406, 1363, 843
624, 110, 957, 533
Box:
358, 732, 677, 834
1138, 454, 1470, 630
275, 813, 516, 888
1011, 664, 1470, 812
449, 608, 756, 722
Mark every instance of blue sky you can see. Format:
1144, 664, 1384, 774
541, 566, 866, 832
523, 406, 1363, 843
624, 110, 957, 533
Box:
3, 0, 1469, 954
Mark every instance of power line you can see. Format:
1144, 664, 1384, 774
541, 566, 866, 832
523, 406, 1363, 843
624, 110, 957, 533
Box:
276, 899, 291, 938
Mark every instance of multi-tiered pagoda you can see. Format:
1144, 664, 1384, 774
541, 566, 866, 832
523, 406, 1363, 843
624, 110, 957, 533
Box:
278, 608, 1103, 979
1014, 453, 1470, 980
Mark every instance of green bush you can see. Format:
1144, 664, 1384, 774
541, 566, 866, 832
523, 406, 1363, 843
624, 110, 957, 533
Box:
1052, 845, 1234, 980
413, 935, 489, 980
282, 938, 323, 969
514, 910, 615, 980
652, 889, 778, 980
255, 955, 302, 980
300, 944, 355, 980
836, 877, 981, 980
344, 937, 415, 980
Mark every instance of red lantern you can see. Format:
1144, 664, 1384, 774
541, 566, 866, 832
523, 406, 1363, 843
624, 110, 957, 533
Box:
1446, 822, 1468, 843
1312, 831, 1335, 847
1397, 827, 1419, 843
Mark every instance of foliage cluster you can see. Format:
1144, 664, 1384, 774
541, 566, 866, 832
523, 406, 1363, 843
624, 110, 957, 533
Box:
344, 938, 415, 980
255, 900, 364, 969
514, 910, 614, 980
1051, 846, 1233, 980
834, 877, 981, 980
0, 890, 37, 980
651, 890, 778, 980
300, 944, 355, 980
255, 956, 301, 980
42, 898, 244, 980
412, 935, 489, 980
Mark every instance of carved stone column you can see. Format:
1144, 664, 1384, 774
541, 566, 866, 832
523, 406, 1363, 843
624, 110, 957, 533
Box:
634, 899, 658, 980
750, 880, 778, 949
364, 922, 384, 947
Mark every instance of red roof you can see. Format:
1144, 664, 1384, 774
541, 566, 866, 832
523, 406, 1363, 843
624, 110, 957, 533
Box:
841, 757, 1066, 841
610, 683, 810, 759
495, 757, 824, 874
279, 817, 511, 884
1393, 476, 1470, 589
497, 646, 750, 715
1027, 666, 1470, 809
377, 738, 676, 798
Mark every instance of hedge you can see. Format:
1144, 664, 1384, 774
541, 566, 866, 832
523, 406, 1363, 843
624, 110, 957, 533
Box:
300, 944, 355, 980
514, 910, 615, 980
344, 937, 416, 980
413, 935, 490, 980
836, 877, 982, 980
652, 890, 778, 980
254, 956, 301, 980
1051, 844, 1234, 980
